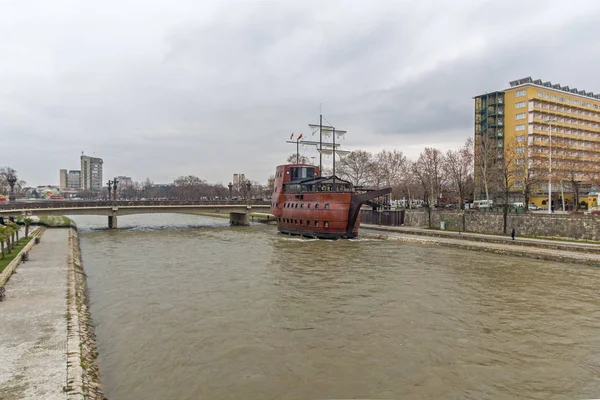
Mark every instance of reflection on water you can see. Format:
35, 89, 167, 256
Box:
70, 214, 600, 400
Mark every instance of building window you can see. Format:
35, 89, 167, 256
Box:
516, 147, 525, 153
515, 124, 526, 131
324, 203, 330, 209
516, 90, 526, 97
515, 101, 526, 109
315, 204, 319, 209
324, 221, 329, 228
515, 113, 526, 120
537, 92, 543, 98
315, 221, 319, 227
515, 158, 525, 165
307, 221, 310, 226
552, 96, 558, 101
545, 94, 550, 99
516, 135, 526, 142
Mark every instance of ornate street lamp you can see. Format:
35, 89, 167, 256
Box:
228, 182, 233, 200
107, 180, 113, 201
246, 181, 252, 200
112, 178, 119, 201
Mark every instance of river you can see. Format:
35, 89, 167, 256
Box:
69, 214, 600, 400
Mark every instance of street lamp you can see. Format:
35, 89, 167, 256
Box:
545, 117, 555, 214
228, 182, 233, 200
107, 180, 113, 201
246, 181, 252, 200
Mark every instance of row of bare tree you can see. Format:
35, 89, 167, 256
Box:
318, 139, 475, 210
75, 176, 272, 201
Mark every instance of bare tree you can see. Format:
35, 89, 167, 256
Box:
474, 134, 499, 203
444, 138, 473, 209
399, 162, 421, 208
0, 167, 26, 198
413, 147, 445, 207
511, 135, 542, 212
373, 149, 407, 193
173, 175, 208, 200
286, 154, 311, 164
337, 150, 374, 186
558, 155, 595, 211
495, 138, 521, 234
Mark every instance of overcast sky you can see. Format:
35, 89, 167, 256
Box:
1, 0, 599, 187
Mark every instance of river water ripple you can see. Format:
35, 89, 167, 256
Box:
70, 214, 600, 400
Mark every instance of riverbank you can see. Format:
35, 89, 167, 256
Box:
66, 227, 103, 399
362, 224, 600, 266
0, 226, 103, 399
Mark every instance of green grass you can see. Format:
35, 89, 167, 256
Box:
38, 216, 73, 227
0, 236, 33, 274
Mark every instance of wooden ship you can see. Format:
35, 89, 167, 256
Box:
270, 115, 391, 239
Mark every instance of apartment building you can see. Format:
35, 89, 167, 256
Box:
59, 169, 82, 191
475, 77, 600, 209
81, 154, 103, 191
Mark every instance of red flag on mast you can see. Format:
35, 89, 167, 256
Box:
290, 133, 294, 140
298, 133, 303, 140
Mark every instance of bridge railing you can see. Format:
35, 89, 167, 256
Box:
0, 200, 271, 210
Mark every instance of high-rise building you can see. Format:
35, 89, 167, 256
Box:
60, 169, 82, 191
232, 173, 246, 192
80, 154, 103, 191
59, 169, 68, 190
474, 77, 600, 209
66, 170, 81, 190
115, 176, 133, 187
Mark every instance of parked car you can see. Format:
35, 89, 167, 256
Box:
528, 203, 541, 210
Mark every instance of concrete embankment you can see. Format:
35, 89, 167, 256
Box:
362, 224, 600, 267
0, 226, 103, 399
66, 227, 104, 399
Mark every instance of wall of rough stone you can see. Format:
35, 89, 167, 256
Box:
404, 209, 600, 241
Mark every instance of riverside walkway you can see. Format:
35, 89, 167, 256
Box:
362, 224, 600, 266
0, 229, 69, 399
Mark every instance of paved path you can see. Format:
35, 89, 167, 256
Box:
0, 229, 68, 400
362, 224, 600, 253
362, 226, 600, 266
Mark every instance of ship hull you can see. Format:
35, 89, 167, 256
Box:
269, 163, 391, 240
277, 226, 358, 240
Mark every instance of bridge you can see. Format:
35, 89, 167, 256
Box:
0, 200, 273, 228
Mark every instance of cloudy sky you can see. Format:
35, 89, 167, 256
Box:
1, 0, 599, 186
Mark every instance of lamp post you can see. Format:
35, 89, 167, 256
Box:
112, 178, 119, 201
107, 180, 113, 201
228, 182, 233, 200
246, 181, 252, 200
545, 118, 554, 214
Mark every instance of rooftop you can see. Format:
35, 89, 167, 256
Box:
509, 77, 600, 100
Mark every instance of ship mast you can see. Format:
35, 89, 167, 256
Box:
319, 114, 323, 172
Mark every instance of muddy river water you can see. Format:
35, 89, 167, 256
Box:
70, 214, 600, 399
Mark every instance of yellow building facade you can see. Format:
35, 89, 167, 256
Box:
475, 77, 600, 210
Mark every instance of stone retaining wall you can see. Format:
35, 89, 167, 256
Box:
404, 209, 600, 241
65, 227, 104, 399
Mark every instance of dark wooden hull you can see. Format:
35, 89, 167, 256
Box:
270, 192, 360, 239
277, 226, 357, 239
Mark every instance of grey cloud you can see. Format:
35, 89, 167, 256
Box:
1, 0, 599, 185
